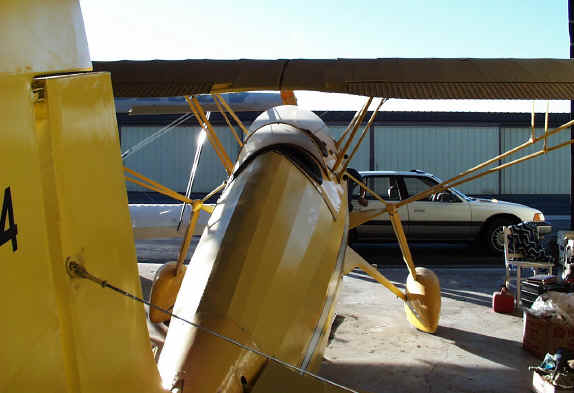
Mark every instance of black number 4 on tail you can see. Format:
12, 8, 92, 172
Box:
1, 187, 18, 252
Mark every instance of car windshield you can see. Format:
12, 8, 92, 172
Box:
428, 174, 473, 201
449, 186, 473, 201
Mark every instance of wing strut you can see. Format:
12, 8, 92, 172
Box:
177, 123, 208, 231
345, 170, 417, 279
185, 96, 234, 174
338, 98, 386, 176
213, 93, 250, 136
211, 94, 243, 147
333, 98, 373, 169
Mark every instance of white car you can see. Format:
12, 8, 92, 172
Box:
351, 170, 545, 254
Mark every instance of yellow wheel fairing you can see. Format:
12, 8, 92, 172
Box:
159, 150, 347, 392
149, 261, 187, 323
405, 267, 441, 333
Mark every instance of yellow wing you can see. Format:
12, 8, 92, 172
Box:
93, 58, 574, 99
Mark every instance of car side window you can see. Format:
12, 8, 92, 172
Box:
364, 176, 401, 201
402, 176, 437, 201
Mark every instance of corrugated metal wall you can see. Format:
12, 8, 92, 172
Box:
121, 121, 571, 196
373, 126, 499, 195
121, 125, 240, 193
327, 125, 370, 170
500, 127, 571, 194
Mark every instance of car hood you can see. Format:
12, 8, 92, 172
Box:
473, 198, 527, 208
469, 197, 543, 221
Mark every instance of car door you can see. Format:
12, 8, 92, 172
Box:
352, 175, 410, 240
402, 175, 472, 240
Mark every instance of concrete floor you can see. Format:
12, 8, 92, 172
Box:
138, 262, 539, 393
318, 267, 538, 393
133, 212, 570, 392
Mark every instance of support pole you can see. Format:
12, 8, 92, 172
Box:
570, 0, 574, 229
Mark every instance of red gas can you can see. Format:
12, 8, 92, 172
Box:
492, 286, 515, 313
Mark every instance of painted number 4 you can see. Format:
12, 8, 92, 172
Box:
1, 187, 18, 252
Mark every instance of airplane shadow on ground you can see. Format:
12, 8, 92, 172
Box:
322, 325, 536, 392
346, 270, 497, 308
433, 326, 534, 369
351, 242, 503, 266
318, 357, 533, 393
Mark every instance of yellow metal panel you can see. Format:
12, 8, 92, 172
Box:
0, 74, 71, 393
34, 72, 164, 393
0, 0, 91, 76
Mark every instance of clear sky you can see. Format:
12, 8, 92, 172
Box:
80, 1, 571, 112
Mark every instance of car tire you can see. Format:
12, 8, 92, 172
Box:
483, 217, 519, 255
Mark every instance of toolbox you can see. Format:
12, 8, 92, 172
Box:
521, 275, 568, 308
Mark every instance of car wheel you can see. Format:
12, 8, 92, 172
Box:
483, 217, 519, 255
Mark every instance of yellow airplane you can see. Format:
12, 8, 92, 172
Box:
3, 1, 574, 392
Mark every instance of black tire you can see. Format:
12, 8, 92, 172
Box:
483, 216, 519, 255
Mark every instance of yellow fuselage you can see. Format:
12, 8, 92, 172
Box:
159, 124, 349, 391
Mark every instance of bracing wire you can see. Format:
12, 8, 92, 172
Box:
66, 261, 356, 392
121, 112, 193, 160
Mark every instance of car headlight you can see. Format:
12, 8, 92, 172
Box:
533, 213, 544, 222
